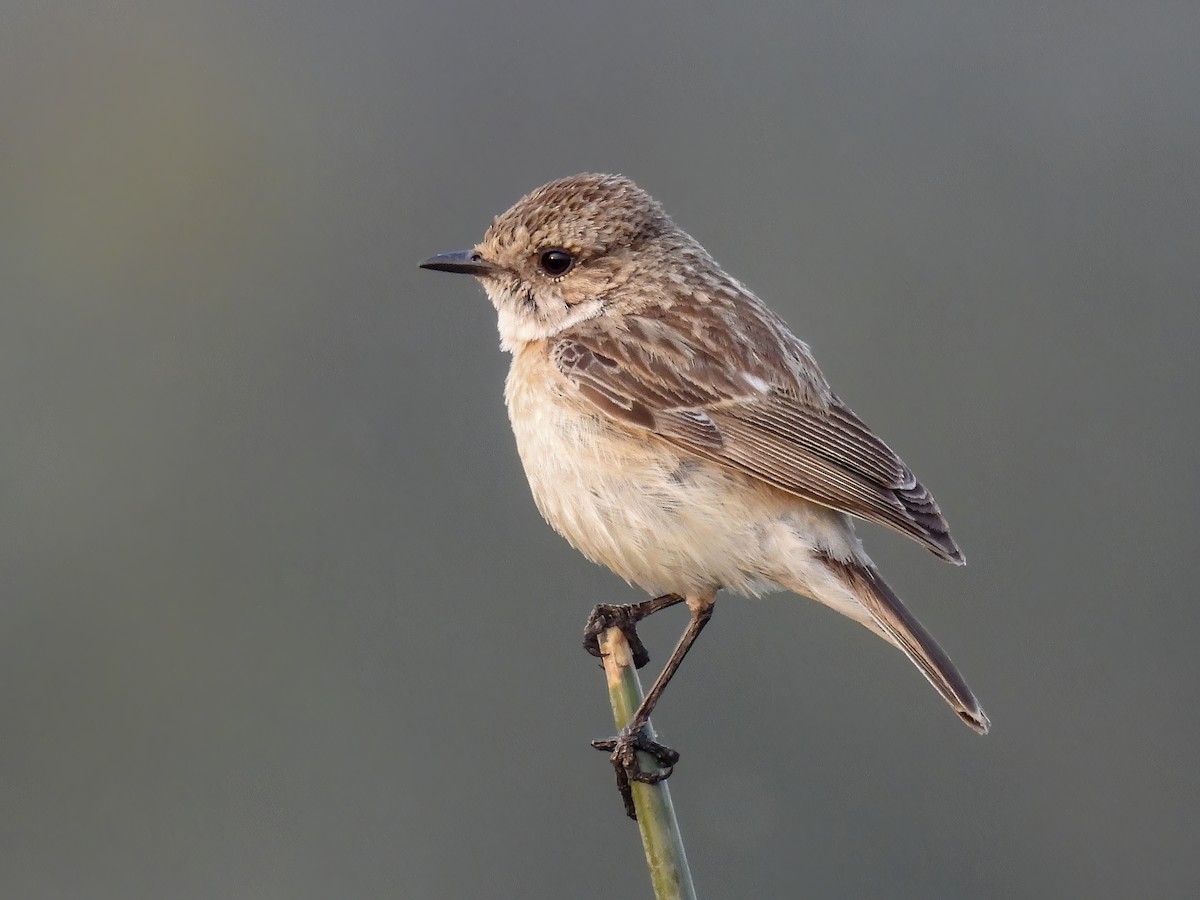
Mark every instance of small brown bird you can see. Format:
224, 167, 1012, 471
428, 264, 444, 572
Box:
421, 173, 987, 814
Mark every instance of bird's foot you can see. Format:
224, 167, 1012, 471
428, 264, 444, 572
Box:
583, 603, 652, 669
592, 726, 681, 819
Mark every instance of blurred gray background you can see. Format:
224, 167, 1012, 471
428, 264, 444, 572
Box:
2, 2, 1197, 898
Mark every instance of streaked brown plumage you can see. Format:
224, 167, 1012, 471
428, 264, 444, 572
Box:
421, 173, 988, 810
552, 312, 964, 564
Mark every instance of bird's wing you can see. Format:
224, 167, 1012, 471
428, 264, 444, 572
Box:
551, 317, 963, 563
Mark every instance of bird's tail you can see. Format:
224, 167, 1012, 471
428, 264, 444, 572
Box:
814, 555, 990, 734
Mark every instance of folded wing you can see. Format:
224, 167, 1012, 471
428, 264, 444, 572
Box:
552, 316, 963, 563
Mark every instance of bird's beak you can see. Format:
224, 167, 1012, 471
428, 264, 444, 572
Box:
419, 249, 500, 277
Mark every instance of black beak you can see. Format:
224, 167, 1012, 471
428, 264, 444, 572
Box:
419, 249, 499, 276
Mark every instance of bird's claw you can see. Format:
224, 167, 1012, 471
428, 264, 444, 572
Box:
583, 603, 651, 669
592, 727, 681, 819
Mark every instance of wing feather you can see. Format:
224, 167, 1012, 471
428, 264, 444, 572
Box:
552, 316, 963, 563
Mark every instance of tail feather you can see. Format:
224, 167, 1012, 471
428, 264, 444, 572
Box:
818, 555, 990, 734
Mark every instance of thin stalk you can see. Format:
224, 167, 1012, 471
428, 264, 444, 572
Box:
598, 627, 697, 900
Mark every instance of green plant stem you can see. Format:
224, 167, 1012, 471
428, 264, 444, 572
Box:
598, 627, 697, 900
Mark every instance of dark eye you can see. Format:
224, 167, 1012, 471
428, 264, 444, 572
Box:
538, 248, 575, 277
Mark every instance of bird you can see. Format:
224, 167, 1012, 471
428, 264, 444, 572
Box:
420, 173, 988, 815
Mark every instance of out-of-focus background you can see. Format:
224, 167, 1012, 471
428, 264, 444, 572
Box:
2, 3, 1197, 898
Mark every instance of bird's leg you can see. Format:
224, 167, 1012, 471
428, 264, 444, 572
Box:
583, 592, 685, 669
591, 598, 715, 818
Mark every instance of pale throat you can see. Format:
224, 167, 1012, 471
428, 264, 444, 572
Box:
486, 282, 604, 351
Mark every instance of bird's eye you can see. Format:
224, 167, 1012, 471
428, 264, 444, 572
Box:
538, 248, 575, 277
